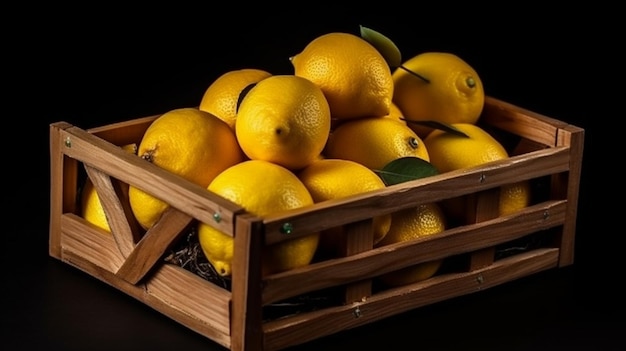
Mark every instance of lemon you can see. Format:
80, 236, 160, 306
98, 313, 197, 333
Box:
290, 32, 394, 120
423, 123, 531, 219
324, 117, 429, 171
392, 52, 485, 138
82, 179, 113, 233
199, 68, 272, 131
297, 158, 391, 257
499, 181, 532, 216
424, 123, 507, 172
129, 108, 245, 230
382, 102, 406, 123
198, 160, 319, 277
376, 203, 447, 287
236, 75, 331, 171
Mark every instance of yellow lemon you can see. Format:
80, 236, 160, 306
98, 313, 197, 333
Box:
198, 68, 272, 130
129, 108, 244, 230
297, 158, 391, 257
198, 160, 319, 277
81, 179, 113, 233
423, 123, 531, 220
81, 144, 137, 233
376, 203, 447, 287
324, 117, 429, 171
499, 180, 532, 216
382, 101, 406, 123
290, 32, 394, 120
236, 75, 331, 171
392, 52, 485, 138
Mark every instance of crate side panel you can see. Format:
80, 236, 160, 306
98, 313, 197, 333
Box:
60, 214, 232, 348
262, 200, 566, 304
263, 248, 559, 351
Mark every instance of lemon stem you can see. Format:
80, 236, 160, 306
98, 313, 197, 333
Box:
398, 65, 430, 83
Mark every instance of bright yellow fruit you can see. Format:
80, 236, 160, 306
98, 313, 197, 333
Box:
129, 108, 244, 230
392, 52, 485, 138
423, 123, 531, 219
81, 144, 136, 233
198, 160, 319, 277
499, 181, 532, 216
290, 32, 394, 120
236, 75, 331, 171
376, 203, 446, 287
199, 68, 272, 131
382, 102, 406, 124
297, 158, 391, 257
324, 117, 429, 171
424, 123, 507, 172
81, 179, 112, 233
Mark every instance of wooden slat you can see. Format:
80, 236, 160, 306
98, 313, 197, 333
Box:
263, 146, 571, 245
87, 115, 158, 146
481, 96, 569, 147
262, 248, 559, 351
61, 214, 126, 272
58, 125, 243, 236
146, 264, 232, 337
84, 165, 139, 258
261, 200, 566, 304
115, 207, 193, 284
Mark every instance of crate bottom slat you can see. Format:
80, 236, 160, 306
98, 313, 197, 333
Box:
262, 247, 559, 351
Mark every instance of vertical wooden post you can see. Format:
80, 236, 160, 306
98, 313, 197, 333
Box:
231, 214, 265, 351
554, 126, 585, 266
49, 122, 78, 259
341, 218, 374, 303
467, 187, 500, 270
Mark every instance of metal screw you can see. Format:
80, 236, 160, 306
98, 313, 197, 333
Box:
281, 222, 293, 235
353, 307, 362, 318
64, 137, 72, 148
213, 213, 222, 223
479, 174, 486, 183
543, 210, 549, 220
476, 274, 484, 284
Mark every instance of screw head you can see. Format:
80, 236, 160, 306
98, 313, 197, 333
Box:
281, 222, 293, 235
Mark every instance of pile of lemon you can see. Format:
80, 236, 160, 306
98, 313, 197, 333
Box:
82, 27, 531, 286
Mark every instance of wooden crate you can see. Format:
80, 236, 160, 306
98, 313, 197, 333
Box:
48, 96, 584, 351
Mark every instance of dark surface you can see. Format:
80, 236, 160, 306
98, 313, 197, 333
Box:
5, 5, 618, 351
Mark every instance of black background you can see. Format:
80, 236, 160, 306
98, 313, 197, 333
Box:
5, 4, 618, 351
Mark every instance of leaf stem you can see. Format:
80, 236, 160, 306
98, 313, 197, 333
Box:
398, 65, 430, 83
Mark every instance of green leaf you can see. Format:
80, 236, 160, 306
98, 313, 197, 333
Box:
359, 25, 402, 69
401, 119, 470, 138
377, 156, 439, 186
